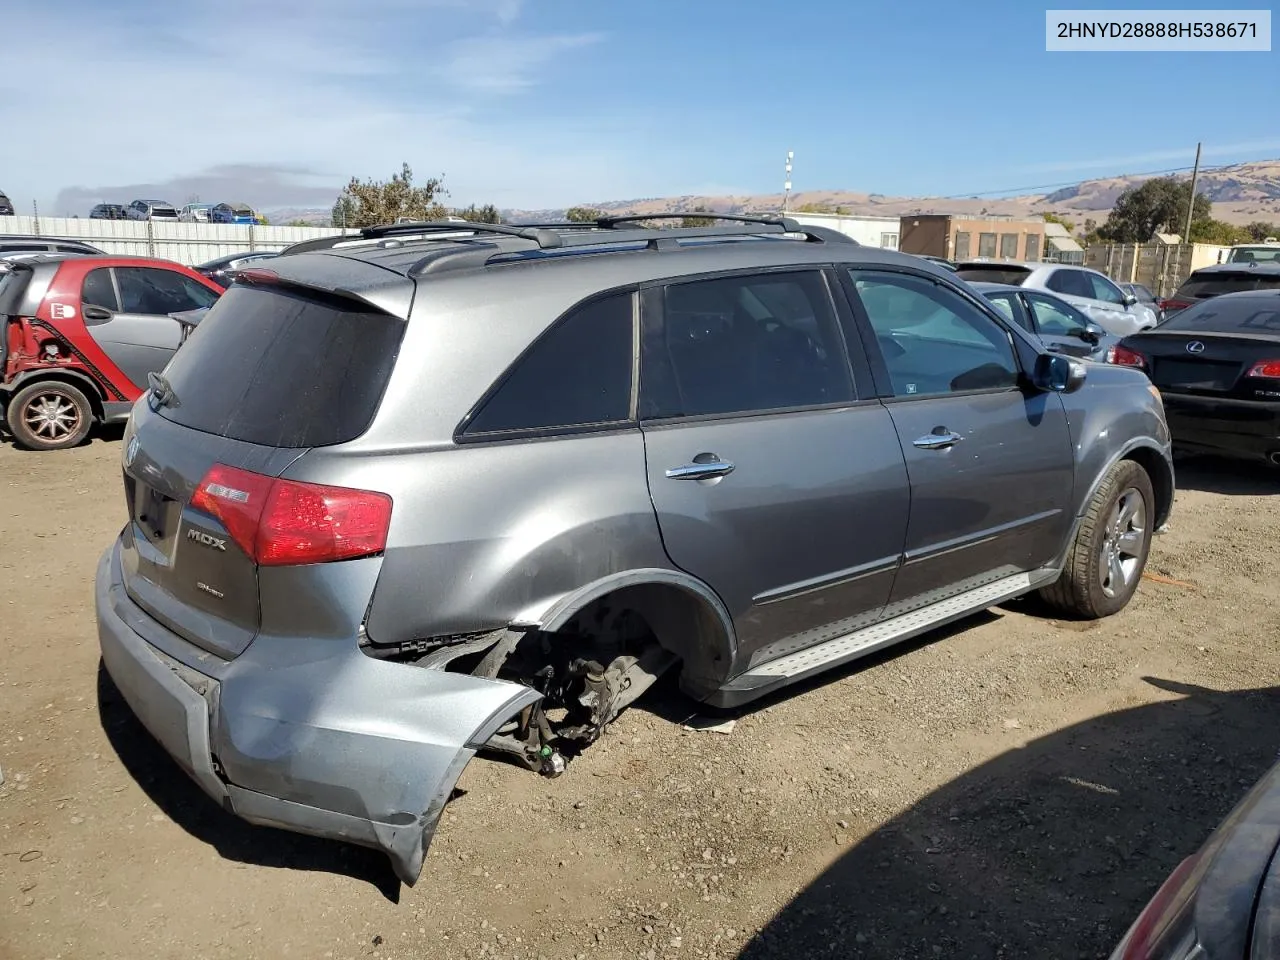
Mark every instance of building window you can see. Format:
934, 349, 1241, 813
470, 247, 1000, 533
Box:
999, 233, 1018, 259
1025, 234, 1041, 261
954, 232, 971, 260
879, 232, 899, 250
978, 232, 997, 258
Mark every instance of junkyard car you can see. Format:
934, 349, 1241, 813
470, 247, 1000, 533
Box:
95, 215, 1173, 884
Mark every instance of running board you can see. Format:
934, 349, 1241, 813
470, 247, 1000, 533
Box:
709, 571, 1041, 708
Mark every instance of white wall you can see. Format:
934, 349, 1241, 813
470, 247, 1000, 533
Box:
786, 213, 902, 248
0, 215, 350, 266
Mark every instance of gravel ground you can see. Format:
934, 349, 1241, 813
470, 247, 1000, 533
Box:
2, 435, 1279, 960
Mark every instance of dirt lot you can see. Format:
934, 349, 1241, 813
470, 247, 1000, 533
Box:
3, 433, 1279, 960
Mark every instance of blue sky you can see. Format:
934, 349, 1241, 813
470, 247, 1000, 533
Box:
3, 0, 1277, 214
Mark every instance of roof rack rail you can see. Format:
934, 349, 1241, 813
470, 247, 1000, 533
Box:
595, 212, 802, 231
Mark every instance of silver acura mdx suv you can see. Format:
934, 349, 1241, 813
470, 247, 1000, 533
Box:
95, 215, 1173, 884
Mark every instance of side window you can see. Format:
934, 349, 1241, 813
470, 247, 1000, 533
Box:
850, 270, 1019, 397
640, 271, 853, 420
1045, 269, 1092, 298
986, 292, 1031, 331
1026, 293, 1088, 335
81, 268, 120, 311
117, 267, 218, 314
1086, 271, 1125, 305
463, 291, 634, 436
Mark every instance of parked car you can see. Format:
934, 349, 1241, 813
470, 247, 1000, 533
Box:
179, 203, 214, 223
96, 215, 1172, 884
1109, 754, 1280, 959
89, 203, 128, 221
211, 202, 259, 224
0, 190, 15, 216
1107, 288, 1280, 464
193, 251, 278, 287
1119, 282, 1163, 323
954, 261, 1159, 337
1157, 263, 1280, 319
910, 253, 958, 272
125, 200, 180, 222
0, 254, 223, 450
969, 282, 1116, 360
1221, 238, 1280, 264
0, 235, 104, 257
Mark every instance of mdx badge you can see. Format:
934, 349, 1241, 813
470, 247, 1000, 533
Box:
187, 528, 228, 551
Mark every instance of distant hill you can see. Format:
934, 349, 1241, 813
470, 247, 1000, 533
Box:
262, 159, 1280, 229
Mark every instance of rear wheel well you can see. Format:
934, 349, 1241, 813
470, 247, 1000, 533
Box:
5, 372, 106, 422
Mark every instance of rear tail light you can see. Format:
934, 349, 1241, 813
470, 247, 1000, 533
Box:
1106, 344, 1147, 369
1246, 359, 1280, 378
1157, 298, 1192, 313
191, 463, 392, 566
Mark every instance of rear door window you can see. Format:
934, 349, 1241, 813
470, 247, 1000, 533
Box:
1045, 269, 1093, 298
81, 267, 120, 311
983, 292, 1031, 331
641, 270, 853, 420
153, 283, 406, 447
462, 291, 635, 437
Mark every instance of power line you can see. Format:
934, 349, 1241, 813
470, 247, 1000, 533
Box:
940, 160, 1240, 200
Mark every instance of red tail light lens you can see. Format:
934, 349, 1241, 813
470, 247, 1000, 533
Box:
1106, 344, 1147, 369
191, 463, 392, 566
1157, 298, 1192, 312
1247, 359, 1280, 378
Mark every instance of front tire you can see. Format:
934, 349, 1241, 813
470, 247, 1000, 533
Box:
1038, 459, 1154, 619
5, 381, 95, 451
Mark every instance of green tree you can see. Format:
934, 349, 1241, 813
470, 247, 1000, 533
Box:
680, 205, 717, 228
1243, 220, 1280, 241
453, 203, 502, 223
332, 163, 447, 229
565, 206, 602, 223
1189, 218, 1248, 245
1097, 176, 1212, 243
1041, 212, 1075, 233
796, 202, 834, 214
834, 205, 851, 216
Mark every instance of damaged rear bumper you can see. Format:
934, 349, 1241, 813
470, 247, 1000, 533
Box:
94, 544, 540, 884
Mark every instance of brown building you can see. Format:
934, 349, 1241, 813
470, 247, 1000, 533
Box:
899, 214, 1048, 263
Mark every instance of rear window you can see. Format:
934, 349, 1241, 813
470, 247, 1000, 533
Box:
155, 284, 405, 447
1160, 296, 1280, 334
0, 268, 32, 315
1174, 272, 1280, 299
954, 265, 1031, 285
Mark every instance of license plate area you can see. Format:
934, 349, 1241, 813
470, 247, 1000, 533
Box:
1153, 359, 1240, 391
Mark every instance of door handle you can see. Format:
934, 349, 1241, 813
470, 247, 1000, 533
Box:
666, 459, 735, 480
912, 431, 963, 450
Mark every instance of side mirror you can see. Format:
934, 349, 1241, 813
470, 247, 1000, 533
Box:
1075, 322, 1105, 345
1034, 352, 1087, 394
82, 304, 113, 322
1122, 293, 1138, 307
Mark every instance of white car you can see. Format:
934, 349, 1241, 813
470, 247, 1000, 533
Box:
126, 200, 181, 222
179, 203, 214, 223
954, 261, 1158, 337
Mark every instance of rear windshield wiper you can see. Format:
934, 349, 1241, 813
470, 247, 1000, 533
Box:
147, 371, 179, 408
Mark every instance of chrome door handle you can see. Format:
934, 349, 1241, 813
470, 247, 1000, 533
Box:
913, 431, 963, 450
666, 460, 735, 480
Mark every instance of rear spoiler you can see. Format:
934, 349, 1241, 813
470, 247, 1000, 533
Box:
169, 307, 210, 345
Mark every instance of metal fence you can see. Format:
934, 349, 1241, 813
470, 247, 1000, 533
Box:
1084, 241, 1230, 297
0, 215, 351, 266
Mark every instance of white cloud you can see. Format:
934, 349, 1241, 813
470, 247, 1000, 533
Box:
1, 0, 636, 213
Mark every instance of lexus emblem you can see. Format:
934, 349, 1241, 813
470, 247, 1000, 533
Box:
124, 435, 140, 467
1186, 341, 1206, 354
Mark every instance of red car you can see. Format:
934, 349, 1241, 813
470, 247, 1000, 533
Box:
0, 255, 224, 450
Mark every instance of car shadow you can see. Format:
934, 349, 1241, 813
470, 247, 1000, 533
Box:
737, 678, 1280, 960
0, 420, 125, 451
95, 662, 403, 901
1173, 454, 1279, 495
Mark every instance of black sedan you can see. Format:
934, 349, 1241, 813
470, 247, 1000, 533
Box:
193, 250, 278, 287
1109, 289, 1280, 463
1109, 755, 1280, 958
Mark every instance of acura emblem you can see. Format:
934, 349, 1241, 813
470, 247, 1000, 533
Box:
124, 435, 140, 466
1186, 341, 1205, 354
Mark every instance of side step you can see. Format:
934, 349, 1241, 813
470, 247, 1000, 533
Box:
710, 571, 1039, 708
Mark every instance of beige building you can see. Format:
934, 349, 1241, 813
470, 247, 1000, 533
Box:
899, 214, 1049, 263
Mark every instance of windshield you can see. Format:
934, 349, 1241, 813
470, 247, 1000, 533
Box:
1226, 245, 1280, 263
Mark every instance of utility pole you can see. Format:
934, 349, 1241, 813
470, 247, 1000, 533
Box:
782, 151, 794, 214
1182, 142, 1202, 245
